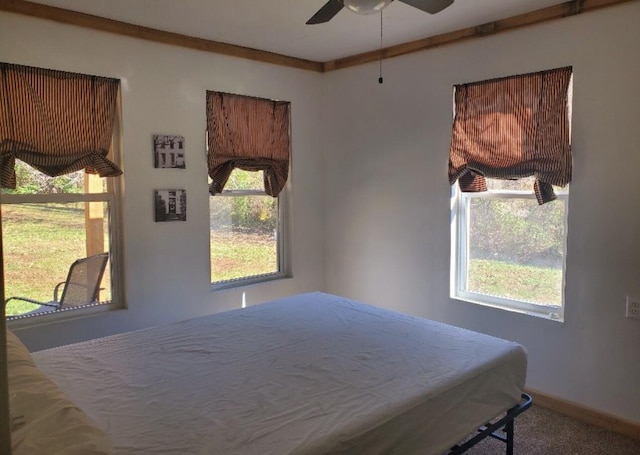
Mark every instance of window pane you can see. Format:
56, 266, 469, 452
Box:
466, 197, 565, 307
223, 169, 265, 191
210, 194, 278, 283
2, 201, 112, 317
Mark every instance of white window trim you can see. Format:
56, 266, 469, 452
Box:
210, 186, 290, 291
450, 185, 569, 322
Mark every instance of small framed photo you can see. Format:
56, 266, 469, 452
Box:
153, 134, 185, 168
154, 189, 187, 222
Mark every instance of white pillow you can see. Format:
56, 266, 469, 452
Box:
7, 329, 112, 455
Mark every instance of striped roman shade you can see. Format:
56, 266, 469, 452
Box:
206, 91, 290, 197
0, 63, 122, 189
448, 67, 572, 204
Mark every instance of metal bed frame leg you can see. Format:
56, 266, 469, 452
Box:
505, 418, 514, 455
447, 393, 531, 455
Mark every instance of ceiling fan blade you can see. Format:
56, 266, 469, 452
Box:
399, 0, 454, 14
306, 0, 345, 24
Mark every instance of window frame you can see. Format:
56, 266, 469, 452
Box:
451, 185, 569, 321
3, 99, 124, 324
209, 185, 289, 291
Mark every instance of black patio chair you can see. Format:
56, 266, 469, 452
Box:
4, 252, 109, 315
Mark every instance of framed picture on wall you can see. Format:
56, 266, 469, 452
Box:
154, 189, 187, 222
153, 135, 186, 168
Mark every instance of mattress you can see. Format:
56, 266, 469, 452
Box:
32, 292, 527, 455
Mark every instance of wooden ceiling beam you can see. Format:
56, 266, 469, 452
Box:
0, 0, 324, 72
0, 0, 636, 74
323, 0, 636, 72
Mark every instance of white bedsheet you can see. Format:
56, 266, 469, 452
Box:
32, 292, 527, 455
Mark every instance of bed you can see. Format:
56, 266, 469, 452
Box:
9, 292, 530, 454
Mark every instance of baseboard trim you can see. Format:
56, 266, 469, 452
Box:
526, 388, 640, 441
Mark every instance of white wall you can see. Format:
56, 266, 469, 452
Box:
323, 3, 640, 423
0, 13, 326, 350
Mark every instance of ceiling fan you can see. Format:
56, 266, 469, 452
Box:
306, 0, 454, 24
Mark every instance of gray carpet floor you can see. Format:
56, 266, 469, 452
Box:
462, 405, 640, 455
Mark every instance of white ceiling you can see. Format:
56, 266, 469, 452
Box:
30, 0, 569, 62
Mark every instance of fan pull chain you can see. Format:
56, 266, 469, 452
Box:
379, 11, 384, 84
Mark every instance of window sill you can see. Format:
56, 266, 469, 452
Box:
6, 302, 123, 330
452, 294, 564, 323
211, 272, 291, 292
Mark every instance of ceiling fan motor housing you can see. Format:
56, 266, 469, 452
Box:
306, 0, 453, 25
344, 0, 393, 15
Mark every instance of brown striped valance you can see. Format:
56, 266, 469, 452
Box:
0, 63, 122, 189
448, 66, 572, 204
206, 91, 290, 197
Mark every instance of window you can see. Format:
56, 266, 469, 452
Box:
449, 67, 572, 320
206, 91, 290, 288
209, 169, 283, 285
2, 162, 122, 320
451, 177, 568, 320
0, 63, 122, 320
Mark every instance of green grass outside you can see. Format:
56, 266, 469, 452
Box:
1, 203, 278, 315
3, 205, 561, 316
210, 231, 278, 282
3, 204, 87, 316
468, 258, 562, 306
